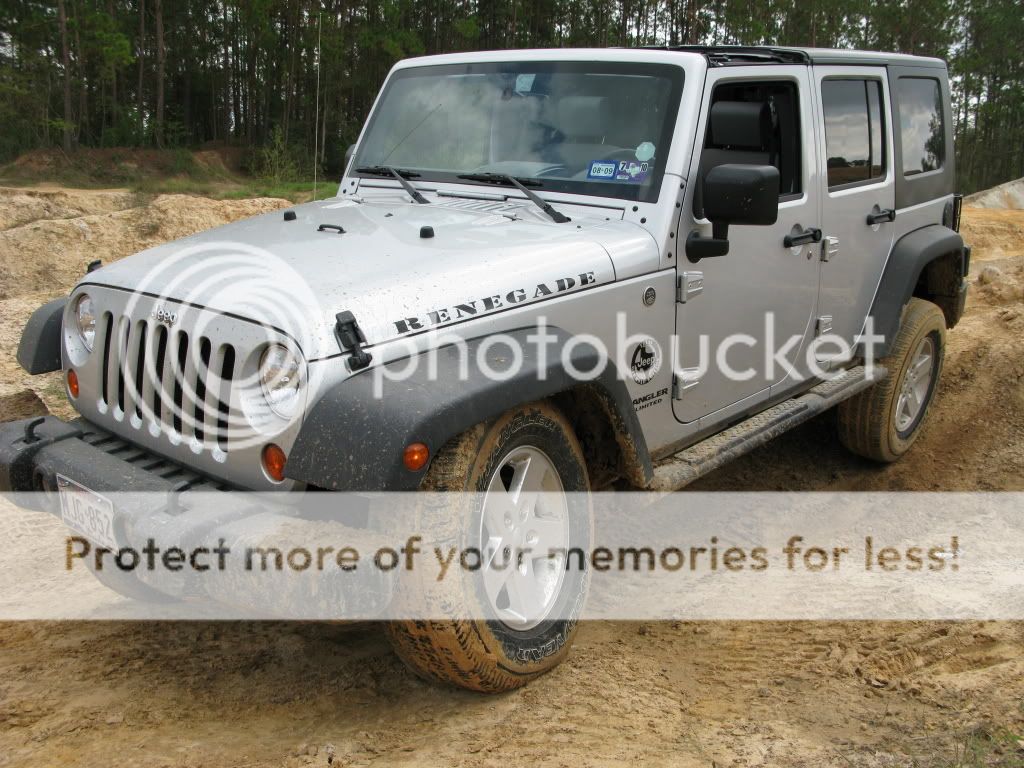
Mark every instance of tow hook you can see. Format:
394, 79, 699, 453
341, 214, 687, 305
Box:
23, 417, 46, 444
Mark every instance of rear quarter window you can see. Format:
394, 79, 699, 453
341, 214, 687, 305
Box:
822, 78, 885, 188
897, 77, 945, 175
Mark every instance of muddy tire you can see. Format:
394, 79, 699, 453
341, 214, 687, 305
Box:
386, 401, 591, 693
838, 297, 946, 462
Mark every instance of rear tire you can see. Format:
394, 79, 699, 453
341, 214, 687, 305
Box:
386, 401, 591, 692
838, 297, 946, 462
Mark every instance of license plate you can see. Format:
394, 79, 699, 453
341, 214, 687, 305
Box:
57, 474, 117, 550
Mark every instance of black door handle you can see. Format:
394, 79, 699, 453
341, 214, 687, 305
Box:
317, 223, 346, 234
783, 227, 822, 248
866, 208, 896, 225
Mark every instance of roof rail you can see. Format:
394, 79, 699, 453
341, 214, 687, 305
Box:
642, 45, 810, 66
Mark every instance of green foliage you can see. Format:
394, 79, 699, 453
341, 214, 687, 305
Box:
217, 180, 338, 203
249, 126, 302, 183
942, 725, 1024, 767
170, 148, 198, 176
0, 0, 1020, 191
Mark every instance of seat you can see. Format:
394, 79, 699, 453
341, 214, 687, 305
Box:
695, 101, 772, 218
549, 96, 620, 172
490, 94, 545, 164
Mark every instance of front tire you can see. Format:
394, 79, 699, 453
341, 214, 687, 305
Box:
838, 297, 946, 462
386, 401, 591, 692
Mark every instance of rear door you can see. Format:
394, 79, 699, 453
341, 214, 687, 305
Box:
813, 66, 895, 359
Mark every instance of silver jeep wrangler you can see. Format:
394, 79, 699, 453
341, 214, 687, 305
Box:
4, 46, 969, 691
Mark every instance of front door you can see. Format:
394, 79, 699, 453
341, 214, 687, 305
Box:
673, 68, 821, 425
813, 66, 896, 360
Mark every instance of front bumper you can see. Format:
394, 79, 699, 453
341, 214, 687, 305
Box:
0, 416, 226, 498
0, 416, 392, 615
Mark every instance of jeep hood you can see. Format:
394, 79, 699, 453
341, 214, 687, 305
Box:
83, 197, 655, 360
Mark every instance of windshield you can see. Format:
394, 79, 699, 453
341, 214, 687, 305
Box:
353, 61, 684, 203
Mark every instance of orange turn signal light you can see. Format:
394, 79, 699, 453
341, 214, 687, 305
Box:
261, 443, 287, 483
66, 369, 79, 399
403, 442, 430, 472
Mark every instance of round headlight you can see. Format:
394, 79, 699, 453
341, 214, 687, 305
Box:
74, 294, 96, 351
259, 344, 303, 418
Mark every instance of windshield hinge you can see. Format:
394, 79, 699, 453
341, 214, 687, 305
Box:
335, 311, 372, 370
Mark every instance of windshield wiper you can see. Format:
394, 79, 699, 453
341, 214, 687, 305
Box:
456, 173, 571, 224
355, 165, 429, 205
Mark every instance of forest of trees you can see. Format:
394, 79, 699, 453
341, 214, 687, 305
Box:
1, 0, 1022, 192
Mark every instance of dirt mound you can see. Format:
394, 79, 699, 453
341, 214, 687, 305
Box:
0, 186, 140, 231
0, 390, 47, 422
965, 177, 1024, 209
0, 189, 289, 300
192, 149, 234, 176
960, 205, 1024, 261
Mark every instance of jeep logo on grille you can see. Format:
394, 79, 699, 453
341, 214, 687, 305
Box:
151, 306, 178, 326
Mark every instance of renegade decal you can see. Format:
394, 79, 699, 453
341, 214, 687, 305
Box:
392, 271, 598, 335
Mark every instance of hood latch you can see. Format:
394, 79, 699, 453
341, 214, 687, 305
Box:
335, 311, 372, 370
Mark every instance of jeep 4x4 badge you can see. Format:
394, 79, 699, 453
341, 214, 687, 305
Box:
630, 340, 661, 385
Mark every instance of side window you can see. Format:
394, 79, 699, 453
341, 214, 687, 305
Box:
821, 78, 885, 188
897, 77, 945, 175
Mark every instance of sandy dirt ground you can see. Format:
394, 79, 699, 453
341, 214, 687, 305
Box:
0, 187, 1021, 767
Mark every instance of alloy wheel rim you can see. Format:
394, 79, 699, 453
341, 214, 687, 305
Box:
479, 446, 568, 631
895, 336, 935, 434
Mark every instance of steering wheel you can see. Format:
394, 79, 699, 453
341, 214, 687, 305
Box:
534, 164, 569, 178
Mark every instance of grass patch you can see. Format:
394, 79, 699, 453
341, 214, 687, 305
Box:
215, 180, 338, 202
0, 147, 229, 188
0, 147, 337, 203
943, 725, 1024, 767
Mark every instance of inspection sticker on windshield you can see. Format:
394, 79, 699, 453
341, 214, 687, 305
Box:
588, 159, 650, 183
587, 161, 617, 180
615, 160, 650, 182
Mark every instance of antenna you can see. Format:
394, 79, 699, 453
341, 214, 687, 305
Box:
312, 11, 322, 201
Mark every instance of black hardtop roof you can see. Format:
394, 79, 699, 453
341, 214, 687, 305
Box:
644, 45, 946, 69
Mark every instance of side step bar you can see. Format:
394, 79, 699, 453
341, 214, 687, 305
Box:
648, 365, 887, 493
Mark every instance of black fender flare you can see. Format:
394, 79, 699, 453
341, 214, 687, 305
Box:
286, 327, 653, 491
17, 298, 67, 375
867, 224, 966, 356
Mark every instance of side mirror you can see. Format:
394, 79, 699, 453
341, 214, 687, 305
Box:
686, 164, 780, 261
344, 144, 357, 171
